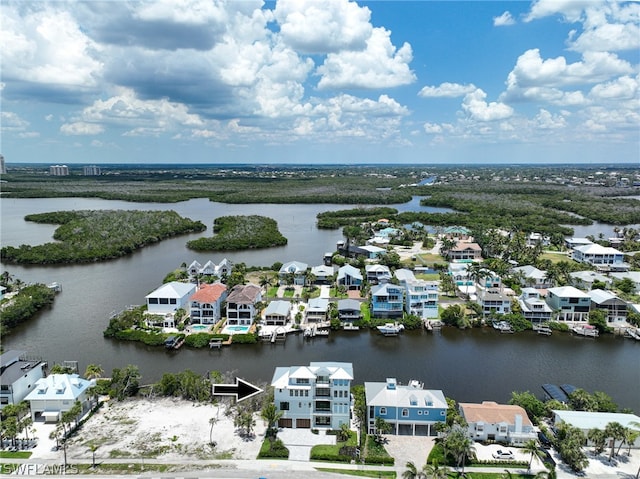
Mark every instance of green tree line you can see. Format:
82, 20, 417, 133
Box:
0, 210, 206, 264
187, 215, 287, 251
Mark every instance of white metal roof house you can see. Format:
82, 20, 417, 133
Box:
587, 289, 628, 323
552, 410, 640, 448
0, 351, 46, 410
145, 281, 197, 328
279, 261, 308, 285
24, 374, 95, 422
546, 286, 591, 322
569, 271, 612, 290
365, 378, 447, 436
306, 298, 329, 322
263, 300, 291, 326
271, 362, 353, 430
572, 244, 628, 271
519, 289, 553, 322
336, 264, 363, 290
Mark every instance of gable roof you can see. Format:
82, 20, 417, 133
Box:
337, 264, 363, 280
271, 362, 354, 388
459, 401, 533, 426
574, 244, 623, 255
452, 241, 481, 252
587, 288, 623, 305
311, 265, 334, 276
190, 283, 226, 303
308, 297, 329, 311
512, 265, 547, 279
394, 268, 416, 282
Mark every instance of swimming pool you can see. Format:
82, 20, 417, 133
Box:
223, 325, 250, 333
192, 325, 209, 332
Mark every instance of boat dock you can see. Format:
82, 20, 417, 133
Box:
624, 327, 640, 341
304, 324, 329, 339
343, 323, 360, 331
48, 282, 62, 292
424, 320, 443, 331
571, 325, 599, 337
492, 320, 514, 334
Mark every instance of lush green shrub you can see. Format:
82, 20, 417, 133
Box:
110, 329, 167, 346
258, 438, 289, 459
230, 333, 258, 344
427, 442, 446, 465
310, 445, 352, 463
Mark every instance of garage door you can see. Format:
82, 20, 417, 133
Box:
296, 418, 311, 428
278, 418, 292, 428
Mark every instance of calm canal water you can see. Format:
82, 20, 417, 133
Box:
1, 197, 638, 411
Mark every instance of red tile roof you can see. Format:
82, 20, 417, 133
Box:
190, 283, 226, 303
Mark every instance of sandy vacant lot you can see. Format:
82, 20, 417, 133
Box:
63, 397, 266, 462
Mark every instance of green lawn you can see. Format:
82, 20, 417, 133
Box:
315, 468, 396, 478
0, 451, 32, 459
539, 252, 574, 263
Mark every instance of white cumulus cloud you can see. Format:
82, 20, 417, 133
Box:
60, 122, 104, 135
418, 82, 477, 98
316, 27, 415, 89
494, 11, 516, 26
462, 89, 513, 121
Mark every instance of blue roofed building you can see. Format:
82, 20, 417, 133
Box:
365, 378, 447, 436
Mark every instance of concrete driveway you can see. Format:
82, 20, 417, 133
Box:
277, 429, 336, 462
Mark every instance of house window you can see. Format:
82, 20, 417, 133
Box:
402, 408, 409, 417
280, 402, 289, 411
169, 299, 177, 304
159, 298, 169, 304
418, 411, 422, 415
380, 407, 387, 415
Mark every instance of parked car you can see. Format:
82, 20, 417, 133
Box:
492, 449, 515, 460
538, 431, 552, 449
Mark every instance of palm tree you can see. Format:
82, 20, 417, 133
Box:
261, 403, 283, 445
88, 444, 99, 468
84, 364, 104, 380
208, 417, 218, 446
588, 428, 607, 455
402, 461, 426, 479
604, 421, 625, 462
523, 438, 545, 472
423, 461, 450, 479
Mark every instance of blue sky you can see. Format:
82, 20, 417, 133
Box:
1, 0, 638, 165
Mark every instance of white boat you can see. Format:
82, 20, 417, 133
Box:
343, 323, 360, 331
533, 324, 552, 336
571, 325, 599, 337
492, 320, 514, 333
377, 322, 404, 336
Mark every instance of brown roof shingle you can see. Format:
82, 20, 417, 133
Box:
459, 401, 533, 426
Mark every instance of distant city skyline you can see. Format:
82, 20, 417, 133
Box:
1, 0, 638, 165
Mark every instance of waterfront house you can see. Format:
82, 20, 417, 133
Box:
443, 226, 471, 240
459, 401, 536, 445
365, 378, 447, 436
371, 283, 404, 319
447, 241, 482, 261
365, 264, 392, 284
475, 273, 512, 317
279, 261, 308, 285
306, 298, 329, 322
271, 362, 353, 429
545, 286, 591, 322
336, 264, 363, 290
337, 299, 362, 322
518, 288, 553, 323
569, 271, 612, 290
526, 232, 550, 247
310, 265, 335, 284
448, 263, 474, 293
24, 374, 95, 423
564, 237, 593, 249
587, 289, 627, 324
571, 244, 627, 271
225, 283, 262, 326
354, 245, 386, 260
189, 282, 227, 325
512, 265, 553, 289
395, 269, 438, 319
0, 350, 46, 410
145, 281, 197, 328
188, 258, 232, 278
551, 410, 640, 448
263, 300, 291, 326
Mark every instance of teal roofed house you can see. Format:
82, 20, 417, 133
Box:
365, 378, 447, 436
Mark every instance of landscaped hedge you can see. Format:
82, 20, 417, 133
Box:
258, 438, 289, 459
184, 333, 229, 348
310, 445, 352, 463
230, 333, 258, 344
364, 435, 394, 465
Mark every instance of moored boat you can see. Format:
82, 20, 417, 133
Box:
377, 322, 404, 336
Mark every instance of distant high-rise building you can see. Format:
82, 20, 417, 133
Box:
0, 155, 6, 174
49, 165, 69, 176
83, 165, 101, 176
